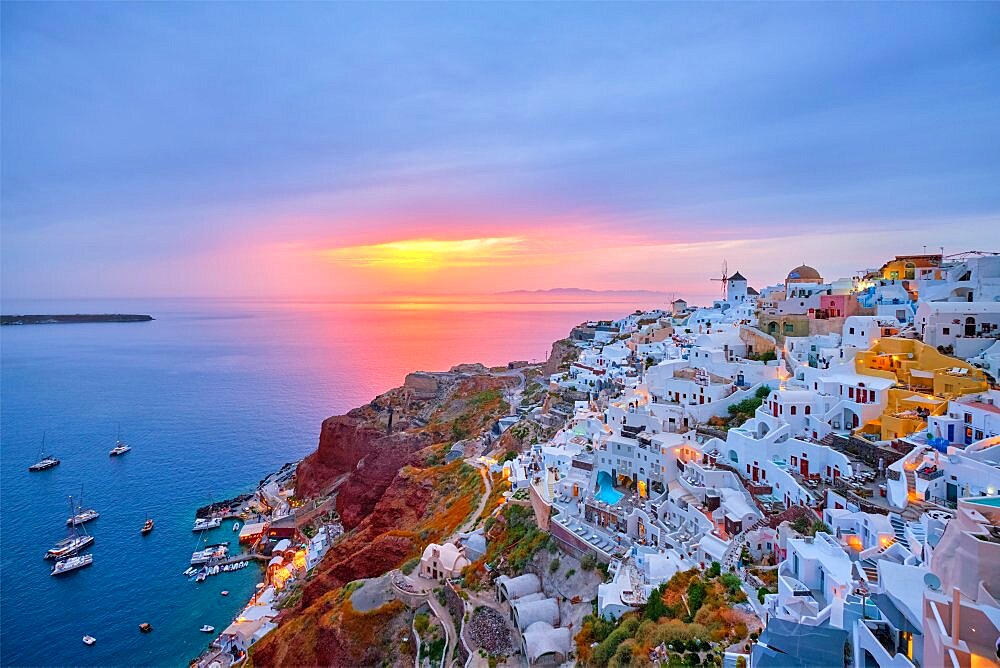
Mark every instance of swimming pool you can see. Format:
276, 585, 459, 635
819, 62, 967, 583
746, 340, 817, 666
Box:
968, 496, 1000, 507
596, 471, 624, 505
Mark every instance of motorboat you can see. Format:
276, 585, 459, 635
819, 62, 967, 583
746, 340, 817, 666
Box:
139, 623, 153, 633
67, 509, 100, 526
183, 567, 197, 577
200, 625, 215, 633
192, 517, 222, 532
233, 522, 241, 532
82, 636, 96, 646
29, 455, 60, 472
51, 553, 93, 575
221, 590, 229, 596
141, 518, 154, 535
190, 542, 229, 565
195, 570, 207, 583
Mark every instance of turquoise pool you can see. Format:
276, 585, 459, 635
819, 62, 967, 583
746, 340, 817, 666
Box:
596, 471, 624, 505
969, 496, 1000, 507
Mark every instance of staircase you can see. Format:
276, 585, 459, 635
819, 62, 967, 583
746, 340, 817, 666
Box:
859, 558, 880, 585
817, 433, 838, 448
889, 514, 907, 543
903, 469, 918, 502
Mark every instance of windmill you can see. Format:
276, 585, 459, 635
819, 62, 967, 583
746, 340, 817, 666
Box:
710, 259, 729, 299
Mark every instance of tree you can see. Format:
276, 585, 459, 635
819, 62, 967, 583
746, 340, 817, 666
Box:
687, 581, 707, 618
645, 584, 668, 621
707, 561, 721, 578
755, 384, 773, 399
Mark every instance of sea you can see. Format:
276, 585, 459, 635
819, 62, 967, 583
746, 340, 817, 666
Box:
0, 296, 662, 667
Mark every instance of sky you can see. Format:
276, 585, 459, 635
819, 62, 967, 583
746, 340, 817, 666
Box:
2, 2, 999, 302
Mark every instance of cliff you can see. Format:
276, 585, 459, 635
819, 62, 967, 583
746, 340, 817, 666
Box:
253, 367, 520, 665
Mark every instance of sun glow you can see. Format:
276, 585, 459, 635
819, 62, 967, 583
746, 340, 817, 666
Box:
321, 236, 527, 270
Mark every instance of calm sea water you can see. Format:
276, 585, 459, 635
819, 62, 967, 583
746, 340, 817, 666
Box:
0, 297, 652, 667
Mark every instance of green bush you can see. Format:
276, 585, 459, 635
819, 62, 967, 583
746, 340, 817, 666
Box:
565, 568, 576, 577
755, 384, 773, 398
400, 557, 419, 575
413, 613, 430, 634
549, 558, 561, 574
707, 561, 721, 578
592, 618, 640, 665
720, 573, 742, 595
581, 553, 599, 571
757, 587, 768, 604
645, 583, 668, 621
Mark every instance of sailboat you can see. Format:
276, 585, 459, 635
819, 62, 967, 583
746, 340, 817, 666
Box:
67, 487, 99, 526
109, 425, 131, 456
46, 496, 95, 559
28, 433, 60, 472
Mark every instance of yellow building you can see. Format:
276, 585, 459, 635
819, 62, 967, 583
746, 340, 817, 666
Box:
855, 338, 988, 441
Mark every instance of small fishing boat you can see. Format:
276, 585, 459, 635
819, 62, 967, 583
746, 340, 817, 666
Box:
192, 517, 222, 532
82, 636, 96, 646
67, 508, 100, 526
139, 623, 153, 633
141, 518, 154, 535
109, 425, 132, 456
221, 590, 229, 596
200, 625, 215, 633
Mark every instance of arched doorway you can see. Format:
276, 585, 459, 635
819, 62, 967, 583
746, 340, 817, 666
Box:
965, 317, 976, 337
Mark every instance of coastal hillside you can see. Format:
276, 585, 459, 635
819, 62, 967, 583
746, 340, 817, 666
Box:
251, 365, 522, 666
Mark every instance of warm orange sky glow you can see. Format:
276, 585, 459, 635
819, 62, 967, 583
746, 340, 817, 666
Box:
321, 236, 530, 270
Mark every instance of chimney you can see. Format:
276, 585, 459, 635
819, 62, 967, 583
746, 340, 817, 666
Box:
951, 587, 961, 645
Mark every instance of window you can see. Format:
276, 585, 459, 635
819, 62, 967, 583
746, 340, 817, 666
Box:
849, 327, 855, 335
942, 327, 950, 336
965, 413, 973, 424
784, 323, 794, 334
805, 406, 811, 415
790, 406, 797, 415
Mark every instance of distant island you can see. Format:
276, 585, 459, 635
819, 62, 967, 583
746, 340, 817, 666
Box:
1, 314, 154, 326
497, 287, 673, 297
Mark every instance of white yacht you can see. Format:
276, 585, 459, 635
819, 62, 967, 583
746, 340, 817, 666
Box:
51, 553, 93, 575
67, 508, 100, 526
200, 625, 215, 633
109, 426, 131, 456
190, 542, 229, 565
192, 517, 222, 532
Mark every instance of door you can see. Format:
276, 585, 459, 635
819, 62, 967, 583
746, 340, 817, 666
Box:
948, 424, 955, 442
800, 458, 809, 477
946, 483, 958, 504
752, 466, 759, 482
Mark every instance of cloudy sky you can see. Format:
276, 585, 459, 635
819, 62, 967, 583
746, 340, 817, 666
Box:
3, 2, 999, 300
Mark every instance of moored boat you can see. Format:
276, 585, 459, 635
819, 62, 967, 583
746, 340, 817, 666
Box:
46, 533, 94, 560
82, 636, 96, 646
67, 508, 100, 526
200, 625, 215, 633
51, 553, 93, 575
109, 425, 132, 456
190, 542, 229, 565
141, 518, 154, 535
28, 433, 59, 471
29, 455, 60, 472
192, 517, 222, 532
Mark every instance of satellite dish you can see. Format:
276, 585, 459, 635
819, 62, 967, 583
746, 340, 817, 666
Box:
924, 573, 942, 591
